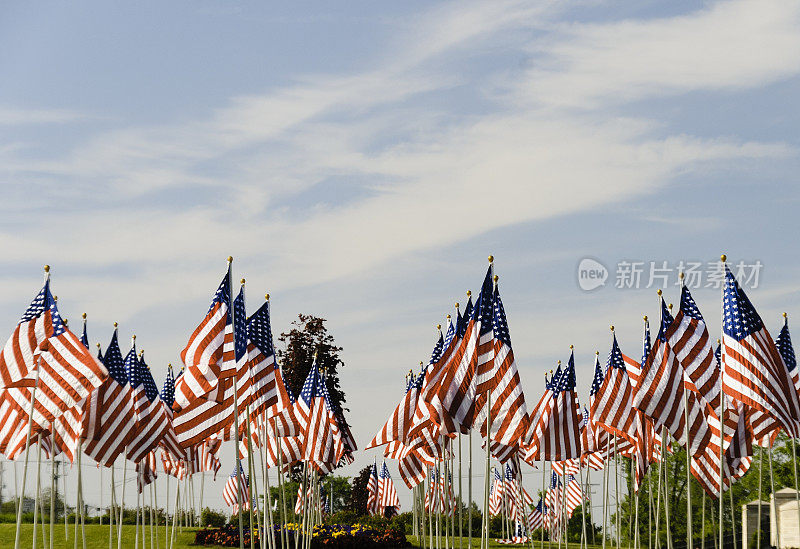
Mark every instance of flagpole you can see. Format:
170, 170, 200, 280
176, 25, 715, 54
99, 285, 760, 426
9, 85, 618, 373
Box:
654, 444, 662, 549
276, 436, 287, 549
170, 472, 181, 549
614, 435, 620, 549
32, 433, 42, 549
469, 425, 473, 549
164, 467, 169, 545
49, 427, 55, 549
602, 448, 609, 549
768, 444, 780, 549
458, 434, 463, 549
109, 461, 116, 549
718, 255, 726, 549
701, 490, 706, 549
541, 458, 546, 549
118, 450, 127, 549
153, 475, 159, 549
245, 403, 258, 549
229, 263, 244, 549
661, 428, 672, 549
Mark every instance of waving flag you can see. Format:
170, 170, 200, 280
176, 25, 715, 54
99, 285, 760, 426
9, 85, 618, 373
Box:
522, 368, 558, 463
223, 460, 250, 513
438, 267, 494, 433
635, 298, 712, 457
81, 330, 135, 466
173, 286, 250, 448
0, 280, 107, 439
378, 461, 401, 517
776, 314, 800, 396
294, 359, 345, 471
367, 462, 379, 515
531, 352, 581, 461
246, 298, 291, 422
174, 266, 233, 410
489, 468, 503, 516
478, 284, 529, 462
136, 450, 158, 493
126, 351, 171, 463
591, 334, 637, 444
157, 365, 186, 461
721, 265, 800, 437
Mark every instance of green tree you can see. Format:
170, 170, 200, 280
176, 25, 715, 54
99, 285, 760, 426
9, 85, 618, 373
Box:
349, 466, 372, 515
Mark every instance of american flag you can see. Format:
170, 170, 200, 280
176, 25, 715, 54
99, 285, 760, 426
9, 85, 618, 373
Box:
126, 351, 170, 463
158, 365, 187, 461
590, 334, 637, 445
368, 367, 425, 450
172, 286, 251, 448
246, 299, 291, 423
488, 468, 503, 516
477, 285, 529, 463
136, 450, 157, 493
222, 460, 250, 513
635, 298, 712, 458
408, 315, 459, 444
377, 461, 401, 517
563, 473, 585, 517
502, 463, 534, 521
438, 267, 494, 434
776, 314, 800, 397
521, 368, 558, 463
174, 267, 232, 410
366, 462, 379, 515
535, 351, 582, 461
294, 360, 345, 472
81, 330, 135, 467
669, 286, 721, 411
721, 265, 800, 438
0, 281, 107, 448
582, 356, 609, 455
528, 498, 547, 530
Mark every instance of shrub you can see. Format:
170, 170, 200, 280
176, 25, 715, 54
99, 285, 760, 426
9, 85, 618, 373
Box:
202, 507, 228, 528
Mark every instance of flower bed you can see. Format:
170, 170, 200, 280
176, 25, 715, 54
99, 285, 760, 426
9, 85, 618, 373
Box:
194, 523, 410, 548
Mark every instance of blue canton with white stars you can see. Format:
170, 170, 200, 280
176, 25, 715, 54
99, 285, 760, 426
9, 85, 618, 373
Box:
247, 301, 275, 359
459, 298, 473, 339
723, 266, 763, 340
641, 320, 651, 368
656, 298, 673, 342
429, 332, 444, 366
680, 286, 704, 322
161, 366, 175, 406
124, 345, 138, 388
81, 322, 90, 350
606, 336, 625, 373
103, 331, 127, 385
137, 355, 160, 402
472, 267, 494, 336
492, 287, 512, 347
20, 283, 48, 324
590, 355, 604, 397
776, 319, 796, 373
233, 288, 247, 362
207, 270, 232, 323
553, 352, 577, 393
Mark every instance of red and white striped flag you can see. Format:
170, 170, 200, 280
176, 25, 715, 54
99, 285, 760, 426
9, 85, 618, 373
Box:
80, 331, 136, 467
126, 352, 171, 463
532, 352, 581, 461
721, 264, 800, 438
590, 334, 637, 445
377, 461, 401, 517
174, 266, 233, 410
222, 460, 250, 513
366, 462, 379, 515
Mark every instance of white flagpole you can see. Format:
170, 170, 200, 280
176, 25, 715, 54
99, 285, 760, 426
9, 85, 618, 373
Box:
118, 451, 127, 549
49, 427, 55, 549
230, 262, 244, 549
164, 470, 169, 545
33, 433, 43, 549
718, 255, 726, 549
768, 444, 780, 549
15, 342, 43, 549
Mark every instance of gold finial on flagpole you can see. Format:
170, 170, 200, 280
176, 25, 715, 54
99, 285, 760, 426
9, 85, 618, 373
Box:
657, 289, 662, 296
265, 294, 270, 301
437, 324, 441, 330
96, 343, 100, 349
44, 265, 50, 273
720, 254, 727, 263
488, 255, 494, 264
447, 314, 451, 320
493, 275, 498, 283
570, 345, 574, 350
610, 325, 615, 332
783, 312, 788, 319
227, 256, 233, 263
643, 315, 648, 321
668, 303, 673, 312
557, 360, 561, 365
467, 290, 471, 297
679, 272, 685, 280
240, 278, 245, 285
132, 335, 136, 340
113, 322, 118, 328
596, 351, 599, 356
82, 313, 87, 319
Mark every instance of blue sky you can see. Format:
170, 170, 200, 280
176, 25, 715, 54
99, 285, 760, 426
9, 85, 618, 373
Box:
1, 0, 800, 514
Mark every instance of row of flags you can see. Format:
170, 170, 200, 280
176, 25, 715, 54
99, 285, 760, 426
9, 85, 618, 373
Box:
0, 261, 356, 517
369, 257, 800, 538
367, 461, 401, 517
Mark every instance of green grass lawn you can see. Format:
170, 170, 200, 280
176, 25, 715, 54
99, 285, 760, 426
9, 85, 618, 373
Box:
408, 536, 598, 548
0, 523, 199, 548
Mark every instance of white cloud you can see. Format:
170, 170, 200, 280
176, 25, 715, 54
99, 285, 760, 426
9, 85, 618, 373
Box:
519, 0, 800, 108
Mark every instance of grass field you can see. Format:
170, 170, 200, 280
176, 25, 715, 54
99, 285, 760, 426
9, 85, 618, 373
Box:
0, 523, 199, 548
0, 524, 595, 548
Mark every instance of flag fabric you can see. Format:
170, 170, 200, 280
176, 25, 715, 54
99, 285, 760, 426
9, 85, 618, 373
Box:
478, 285, 529, 462
126, 352, 170, 463
223, 460, 250, 513
136, 450, 158, 493
528, 498, 546, 530
368, 371, 423, 450
635, 298, 712, 457
158, 365, 187, 461
246, 299, 291, 423
721, 265, 800, 438
293, 360, 346, 472
521, 368, 558, 464
81, 330, 135, 467
377, 461, 401, 517
174, 268, 233, 410
590, 335, 637, 444
0, 281, 107, 445
366, 462, 380, 516
437, 268, 494, 434
669, 286, 721, 411
776, 315, 800, 397
172, 286, 250, 448
534, 351, 582, 461
489, 468, 503, 516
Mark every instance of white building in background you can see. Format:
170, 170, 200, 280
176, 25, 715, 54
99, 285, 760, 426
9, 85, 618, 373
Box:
744, 489, 800, 549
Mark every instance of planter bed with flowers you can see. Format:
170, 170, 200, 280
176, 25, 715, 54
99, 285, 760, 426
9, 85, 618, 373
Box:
194, 523, 410, 548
